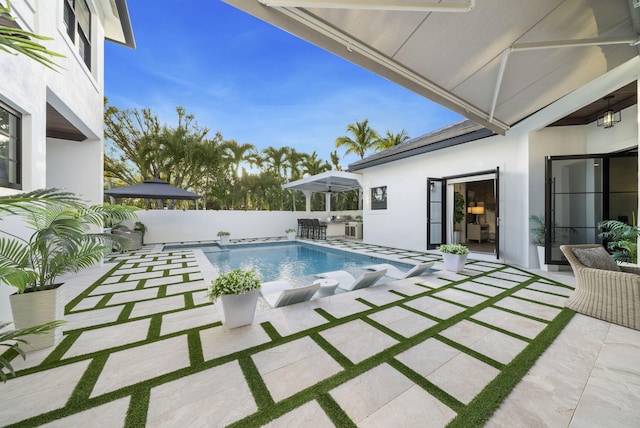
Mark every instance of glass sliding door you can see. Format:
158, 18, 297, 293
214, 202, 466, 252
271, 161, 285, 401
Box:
427, 178, 445, 250
545, 151, 638, 264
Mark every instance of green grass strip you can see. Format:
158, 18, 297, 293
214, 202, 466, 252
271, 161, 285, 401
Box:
66, 354, 108, 404
317, 393, 358, 427
117, 302, 134, 322
446, 308, 575, 427
239, 357, 274, 410
125, 387, 150, 427
187, 330, 204, 366
310, 332, 353, 369
260, 322, 282, 341
147, 315, 162, 340
65, 261, 125, 312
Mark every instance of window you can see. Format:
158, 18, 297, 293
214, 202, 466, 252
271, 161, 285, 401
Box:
63, 0, 91, 70
0, 102, 21, 189
371, 186, 387, 210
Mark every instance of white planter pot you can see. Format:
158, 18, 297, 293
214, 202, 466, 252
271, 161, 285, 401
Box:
442, 253, 468, 273
219, 235, 230, 246
536, 246, 558, 271
287, 232, 296, 240
453, 231, 461, 244
9, 287, 64, 351
220, 289, 259, 328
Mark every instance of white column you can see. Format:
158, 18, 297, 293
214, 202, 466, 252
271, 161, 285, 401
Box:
303, 190, 312, 212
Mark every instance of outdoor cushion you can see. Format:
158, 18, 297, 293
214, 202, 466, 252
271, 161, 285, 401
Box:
571, 246, 621, 272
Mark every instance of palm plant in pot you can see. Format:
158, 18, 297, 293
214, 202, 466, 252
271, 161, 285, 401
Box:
0, 189, 131, 350
208, 268, 261, 328
529, 214, 547, 270
598, 217, 639, 263
437, 243, 470, 272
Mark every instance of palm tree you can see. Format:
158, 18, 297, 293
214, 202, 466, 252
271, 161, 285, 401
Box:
330, 150, 343, 171
374, 129, 410, 152
335, 119, 380, 160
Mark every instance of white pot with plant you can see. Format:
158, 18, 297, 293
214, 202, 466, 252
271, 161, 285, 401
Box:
208, 268, 261, 328
438, 244, 470, 273
529, 214, 548, 271
285, 228, 296, 240
0, 189, 132, 350
217, 231, 230, 246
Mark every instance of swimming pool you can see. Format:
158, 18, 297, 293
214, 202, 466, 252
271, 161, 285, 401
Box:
199, 242, 412, 286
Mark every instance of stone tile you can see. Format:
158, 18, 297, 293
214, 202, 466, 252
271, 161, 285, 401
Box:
1, 360, 91, 426
463, 263, 497, 272
476, 276, 522, 289
45, 397, 130, 427
441, 320, 528, 364
71, 295, 103, 311
107, 287, 159, 305
490, 271, 531, 282
455, 281, 505, 297
495, 297, 562, 321
91, 335, 190, 397
102, 275, 124, 284
261, 400, 334, 427
418, 276, 452, 288
127, 271, 166, 281
129, 295, 185, 318
253, 337, 343, 402
161, 305, 220, 336
395, 338, 460, 377
147, 361, 256, 427
320, 319, 398, 364
152, 262, 188, 271
116, 266, 150, 275
64, 318, 151, 358
189, 272, 204, 281
330, 363, 413, 423
404, 296, 466, 320
314, 294, 372, 319
164, 280, 208, 295
169, 267, 200, 275
360, 385, 456, 428
144, 275, 186, 288
357, 287, 405, 306
570, 324, 640, 427
393, 282, 433, 295
192, 290, 211, 305
368, 306, 437, 338
255, 304, 329, 336
432, 288, 488, 306
65, 305, 124, 331
427, 352, 500, 404
527, 281, 573, 297
471, 307, 547, 339
435, 270, 470, 281
200, 324, 272, 361
138, 260, 173, 267
486, 315, 610, 428
89, 280, 140, 296
514, 288, 568, 307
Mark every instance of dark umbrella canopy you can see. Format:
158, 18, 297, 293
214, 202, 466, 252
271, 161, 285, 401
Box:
104, 178, 201, 200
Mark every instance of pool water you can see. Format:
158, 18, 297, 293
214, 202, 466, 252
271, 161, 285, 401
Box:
202, 242, 411, 286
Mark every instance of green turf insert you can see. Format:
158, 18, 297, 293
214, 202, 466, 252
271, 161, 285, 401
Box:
239, 356, 274, 410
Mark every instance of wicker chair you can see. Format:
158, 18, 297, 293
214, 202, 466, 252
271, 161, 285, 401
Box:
560, 244, 640, 330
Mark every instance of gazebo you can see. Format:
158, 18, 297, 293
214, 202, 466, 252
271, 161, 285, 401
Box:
104, 178, 201, 209
282, 170, 363, 212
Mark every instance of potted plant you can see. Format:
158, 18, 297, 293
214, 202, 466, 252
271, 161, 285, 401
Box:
217, 231, 230, 245
93, 204, 139, 233
0, 189, 131, 350
208, 268, 261, 328
598, 217, 639, 263
285, 228, 296, 240
134, 221, 147, 244
529, 214, 547, 270
453, 191, 465, 244
437, 243, 469, 272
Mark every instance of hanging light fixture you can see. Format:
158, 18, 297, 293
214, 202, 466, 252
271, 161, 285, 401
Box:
597, 96, 621, 129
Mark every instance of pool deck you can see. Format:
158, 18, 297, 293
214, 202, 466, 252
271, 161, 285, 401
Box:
2, 238, 639, 427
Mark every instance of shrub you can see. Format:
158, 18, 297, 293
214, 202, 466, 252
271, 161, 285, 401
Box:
208, 269, 261, 303
437, 244, 470, 255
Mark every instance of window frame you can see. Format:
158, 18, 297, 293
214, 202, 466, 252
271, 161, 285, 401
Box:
0, 100, 22, 190
63, 0, 92, 70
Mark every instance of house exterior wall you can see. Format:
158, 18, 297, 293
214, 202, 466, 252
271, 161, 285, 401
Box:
0, 0, 121, 321
358, 58, 640, 269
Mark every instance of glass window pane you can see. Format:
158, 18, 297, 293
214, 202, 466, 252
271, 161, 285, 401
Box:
76, 0, 91, 37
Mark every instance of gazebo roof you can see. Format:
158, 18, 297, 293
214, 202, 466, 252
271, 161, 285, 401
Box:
282, 170, 362, 193
104, 178, 201, 200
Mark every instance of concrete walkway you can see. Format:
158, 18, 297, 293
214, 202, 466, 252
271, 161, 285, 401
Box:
2, 240, 639, 427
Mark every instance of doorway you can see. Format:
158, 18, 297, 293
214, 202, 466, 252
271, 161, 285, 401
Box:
427, 169, 499, 258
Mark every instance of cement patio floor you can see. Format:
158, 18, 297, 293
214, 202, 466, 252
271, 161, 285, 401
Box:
2, 239, 639, 427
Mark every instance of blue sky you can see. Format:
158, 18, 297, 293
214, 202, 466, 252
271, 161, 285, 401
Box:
104, 1, 462, 168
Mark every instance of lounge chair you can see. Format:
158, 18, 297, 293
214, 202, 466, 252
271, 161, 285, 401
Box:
363, 262, 435, 279
316, 269, 387, 292
560, 244, 640, 330
259, 281, 320, 308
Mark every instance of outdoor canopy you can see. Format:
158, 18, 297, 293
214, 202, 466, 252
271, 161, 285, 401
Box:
104, 178, 201, 200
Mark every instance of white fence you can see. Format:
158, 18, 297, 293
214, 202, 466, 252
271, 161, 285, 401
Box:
134, 210, 362, 244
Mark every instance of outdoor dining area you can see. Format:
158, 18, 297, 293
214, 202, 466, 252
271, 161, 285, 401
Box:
297, 218, 327, 239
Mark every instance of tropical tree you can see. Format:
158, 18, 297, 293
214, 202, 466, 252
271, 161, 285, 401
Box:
374, 129, 410, 151
0, 2, 64, 70
330, 150, 343, 171
335, 119, 380, 160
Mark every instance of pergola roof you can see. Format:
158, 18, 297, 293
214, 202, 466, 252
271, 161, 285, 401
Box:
104, 178, 201, 200
283, 170, 363, 193
223, 0, 640, 135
